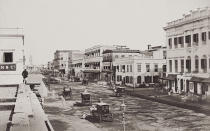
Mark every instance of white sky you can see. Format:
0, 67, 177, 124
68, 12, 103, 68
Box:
0, 0, 209, 65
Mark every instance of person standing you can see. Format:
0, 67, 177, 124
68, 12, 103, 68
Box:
22, 69, 28, 84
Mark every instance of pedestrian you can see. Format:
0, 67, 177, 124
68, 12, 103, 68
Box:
22, 69, 28, 84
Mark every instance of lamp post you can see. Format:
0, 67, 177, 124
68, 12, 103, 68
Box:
120, 99, 126, 131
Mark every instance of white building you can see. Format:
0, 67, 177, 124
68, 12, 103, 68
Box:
102, 46, 141, 82
0, 28, 25, 85
113, 46, 166, 87
84, 45, 115, 81
53, 50, 70, 75
72, 57, 85, 80
163, 7, 210, 99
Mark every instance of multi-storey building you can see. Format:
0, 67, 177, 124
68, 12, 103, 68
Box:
113, 46, 166, 87
53, 50, 83, 76
102, 46, 141, 82
53, 50, 70, 75
0, 28, 25, 85
72, 56, 85, 79
84, 45, 115, 81
163, 7, 210, 99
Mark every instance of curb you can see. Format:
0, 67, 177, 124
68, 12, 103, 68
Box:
126, 90, 210, 115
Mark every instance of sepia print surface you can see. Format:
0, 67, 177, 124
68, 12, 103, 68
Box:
0, 0, 210, 131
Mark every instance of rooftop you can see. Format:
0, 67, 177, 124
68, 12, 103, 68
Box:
164, 7, 210, 30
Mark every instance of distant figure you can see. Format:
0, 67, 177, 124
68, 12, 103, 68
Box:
22, 69, 28, 84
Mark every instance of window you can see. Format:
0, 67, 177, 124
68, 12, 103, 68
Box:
181, 59, 184, 73
146, 64, 150, 72
175, 60, 178, 73
169, 60, 172, 72
127, 65, 129, 72
179, 36, 184, 47
122, 65, 125, 72
209, 32, 210, 40
163, 65, 167, 72
121, 55, 125, 58
201, 32, 206, 41
4, 52, 13, 62
168, 38, 172, 49
154, 64, 158, 72
130, 76, 133, 84
185, 35, 191, 47
116, 65, 119, 72
137, 76, 141, 83
186, 59, 191, 73
137, 64, 141, 72
209, 58, 210, 69
130, 65, 132, 72
117, 75, 122, 82
195, 58, 199, 72
115, 55, 118, 58
174, 37, 178, 48
193, 33, 199, 44
125, 76, 129, 83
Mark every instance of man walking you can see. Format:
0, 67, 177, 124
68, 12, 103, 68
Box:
22, 69, 28, 84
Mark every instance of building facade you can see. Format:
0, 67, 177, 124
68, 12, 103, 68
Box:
83, 45, 115, 81
0, 28, 25, 85
102, 46, 141, 82
53, 50, 70, 75
113, 46, 166, 87
53, 50, 83, 76
163, 7, 210, 99
72, 57, 85, 80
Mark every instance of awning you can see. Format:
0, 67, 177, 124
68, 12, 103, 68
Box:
201, 77, 210, 83
161, 74, 177, 81
83, 70, 100, 73
102, 69, 113, 73
189, 77, 205, 83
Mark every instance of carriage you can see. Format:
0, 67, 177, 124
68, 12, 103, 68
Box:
114, 86, 125, 97
62, 86, 72, 100
82, 78, 88, 85
81, 91, 91, 105
90, 102, 113, 122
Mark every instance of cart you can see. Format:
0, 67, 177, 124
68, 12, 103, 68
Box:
114, 86, 125, 97
82, 78, 88, 85
90, 102, 113, 122
81, 92, 91, 105
62, 87, 72, 100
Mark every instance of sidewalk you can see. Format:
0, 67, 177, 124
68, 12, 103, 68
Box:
125, 87, 210, 115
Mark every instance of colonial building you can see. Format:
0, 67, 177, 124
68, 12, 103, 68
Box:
0, 28, 25, 85
163, 7, 210, 99
53, 50, 83, 76
113, 46, 166, 87
102, 46, 141, 82
72, 56, 85, 80
83, 45, 115, 81
53, 50, 70, 75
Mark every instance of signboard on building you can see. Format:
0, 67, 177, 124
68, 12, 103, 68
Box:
0, 64, 16, 71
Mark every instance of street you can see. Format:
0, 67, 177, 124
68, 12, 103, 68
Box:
43, 81, 210, 131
